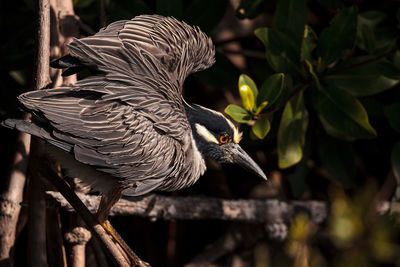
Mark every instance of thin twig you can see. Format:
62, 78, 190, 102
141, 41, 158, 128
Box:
320, 48, 397, 78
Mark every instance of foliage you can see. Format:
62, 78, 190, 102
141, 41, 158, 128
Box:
2, 0, 400, 266
225, 0, 400, 176
224, 2, 400, 263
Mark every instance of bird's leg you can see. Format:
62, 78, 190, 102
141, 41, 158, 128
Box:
96, 187, 149, 267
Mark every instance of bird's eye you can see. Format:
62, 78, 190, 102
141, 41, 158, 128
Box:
219, 134, 229, 144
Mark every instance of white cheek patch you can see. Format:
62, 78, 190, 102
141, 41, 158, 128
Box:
195, 123, 219, 144
226, 119, 242, 144
233, 129, 243, 144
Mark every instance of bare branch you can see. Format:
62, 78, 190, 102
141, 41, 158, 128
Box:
46, 207, 68, 267
0, 112, 30, 264
40, 170, 133, 267
46, 192, 328, 224
65, 227, 92, 267
27, 0, 52, 265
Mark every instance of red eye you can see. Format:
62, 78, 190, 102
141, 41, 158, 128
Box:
219, 134, 229, 144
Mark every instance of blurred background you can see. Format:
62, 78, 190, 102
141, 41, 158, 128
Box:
1, 0, 400, 266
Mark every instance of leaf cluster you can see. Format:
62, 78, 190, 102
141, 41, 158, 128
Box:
225, 0, 400, 180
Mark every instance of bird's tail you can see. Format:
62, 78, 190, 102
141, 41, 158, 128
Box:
2, 119, 41, 136
50, 55, 84, 76
1, 119, 72, 152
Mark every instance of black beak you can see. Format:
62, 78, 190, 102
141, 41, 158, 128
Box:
228, 144, 267, 180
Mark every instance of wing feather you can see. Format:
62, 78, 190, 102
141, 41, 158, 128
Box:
67, 14, 215, 89
17, 14, 212, 194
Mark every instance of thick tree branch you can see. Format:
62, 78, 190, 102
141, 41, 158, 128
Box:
0, 112, 30, 264
46, 192, 328, 225
27, 0, 52, 266
46, 192, 397, 233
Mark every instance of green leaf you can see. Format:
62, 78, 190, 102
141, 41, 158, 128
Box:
252, 116, 271, 139
156, 0, 183, 18
225, 104, 251, 123
305, 60, 321, 89
274, 0, 307, 43
257, 73, 285, 107
318, 137, 356, 187
315, 85, 377, 140
9, 70, 26, 86
239, 74, 258, 98
255, 27, 301, 75
238, 74, 257, 112
254, 101, 269, 115
239, 85, 255, 112
392, 143, 400, 200
301, 25, 317, 62
324, 57, 400, 96
317, 6, 358, 65
278, 92, 309, 169
384, 103, 400, 133
288, 139, 311, 198
357, 11, 397, 54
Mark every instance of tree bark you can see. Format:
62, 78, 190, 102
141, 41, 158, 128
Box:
46, 207, 67, 267
64, 227, 91, 267
41, 171, 131, 267
0, 113, 30, 266
46, 192, 328, 224
27, 0, 52, 266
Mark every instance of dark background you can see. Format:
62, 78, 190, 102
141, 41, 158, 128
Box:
1, 0, 400, 266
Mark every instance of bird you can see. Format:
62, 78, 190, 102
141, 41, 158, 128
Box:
2, 14, 267, 264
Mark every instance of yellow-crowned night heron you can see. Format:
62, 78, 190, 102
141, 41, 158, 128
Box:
3, 14, 266, 263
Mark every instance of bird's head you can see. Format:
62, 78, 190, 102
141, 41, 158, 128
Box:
185, 104, 267, 180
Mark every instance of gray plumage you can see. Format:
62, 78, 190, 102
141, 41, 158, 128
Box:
3, 14, 266, 198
